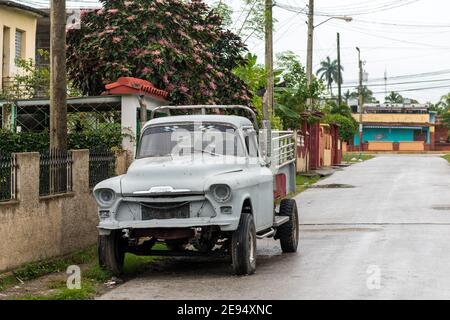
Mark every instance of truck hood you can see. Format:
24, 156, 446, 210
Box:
120, 155, 245, 195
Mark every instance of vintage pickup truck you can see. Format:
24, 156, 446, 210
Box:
94, 105, 298, 275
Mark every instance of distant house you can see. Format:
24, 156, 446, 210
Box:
349, 103, 438, 151
0, 0, 47, 90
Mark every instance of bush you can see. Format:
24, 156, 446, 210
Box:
0, 124, 122, 153
322, 113, 358, 142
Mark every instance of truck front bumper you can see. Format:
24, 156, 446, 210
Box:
97, 216, 240, 235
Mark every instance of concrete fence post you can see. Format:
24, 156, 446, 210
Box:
115, 150, 133, 175
71, 149, 90, 194
15, 152, 40, 206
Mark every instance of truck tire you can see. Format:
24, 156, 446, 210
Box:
98, 230, 126, 275
277, 199, 299, 253
231, 213, 257, 275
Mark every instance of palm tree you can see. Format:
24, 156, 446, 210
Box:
438, 93, 450, 109
316, 56, 343, 96
385, 91, 404, 103
343, 90, 352, 104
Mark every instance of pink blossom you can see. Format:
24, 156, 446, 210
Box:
121, 67, 129, 73
215, 71, 224, 78
112, 36, 122, 43
193, 25, 204, 32
209, 81, 217, 90
206, 64, 213, 70
96, 9, 104, 16
151, 50, 161, 56
142, 67, 152, 75
153, 58, 163, 65
179, 85, 189, 93
167, 84, 175, 91
108, 8, 119, 14
195, 58, 203, 65
124, 1, 133, 6
158, 39, 169, 46
165, 11, 172, 17
162, 75, 169, 84
126, 16, 134, 21
155, 22, 164, 29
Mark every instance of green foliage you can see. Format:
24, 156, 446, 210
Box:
233, 53, 282, 129
385, 91, 404, 103
0, 50, 50, 101
275, 51, 324, 129
442, 111, 450, 128
322, 101, 358, 142
66, 0, 250, 106
211, 1, 233, 27
323, 113, 358, 142
316, 56, 343, 95
0, 123, 122, 153
346, 86, 377, 103
442, 153, 450, 163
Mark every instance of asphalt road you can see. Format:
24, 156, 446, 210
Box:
99, 155, 450, 300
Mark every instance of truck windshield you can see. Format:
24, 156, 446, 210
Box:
137, 123, 246, 158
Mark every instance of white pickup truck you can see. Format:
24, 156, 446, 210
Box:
94, 105, 298, 275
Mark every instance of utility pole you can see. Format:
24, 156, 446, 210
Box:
50, 0, 67, 150
337, 32, 342, 106
306, 0, 314, 108
263, 0, 274, 121
356, 47, 364, 151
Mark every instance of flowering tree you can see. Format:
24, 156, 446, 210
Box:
66, 0, 250, 105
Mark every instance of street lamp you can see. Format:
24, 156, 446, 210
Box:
306, 11, 352, 107
314, 16, 353, 29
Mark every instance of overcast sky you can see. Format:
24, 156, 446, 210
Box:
19, 0, 450, 104
213, 0, 450, 104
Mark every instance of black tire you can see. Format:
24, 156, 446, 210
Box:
98, 230, 126, 275
231, 213, 257, 275
277, 199, 299, 253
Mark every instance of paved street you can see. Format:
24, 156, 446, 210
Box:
99, 155, 450, 300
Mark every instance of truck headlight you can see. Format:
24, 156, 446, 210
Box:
96, 188, 116, 206
210, 184, 231, 203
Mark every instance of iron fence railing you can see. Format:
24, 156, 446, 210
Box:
89, 148, 116, 189
0, 153, 16, 202
39, 149, 73, 197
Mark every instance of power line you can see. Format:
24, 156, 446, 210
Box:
371, 84, 450, 94
340, 78, 450, 89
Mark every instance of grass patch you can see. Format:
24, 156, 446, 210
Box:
295, 174, 321, 194
3, 243, 167, 300
343, 152, 374, 163
0, 246, 97, 292
443, 154, 450, 163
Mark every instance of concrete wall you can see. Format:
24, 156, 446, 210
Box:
368, 142, 394, 151
399, 141, 424, 151
0, 150, 129, 272
0, 6, 38, 90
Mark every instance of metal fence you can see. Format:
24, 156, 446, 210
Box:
0, 153, 16, 202
89, 148, 116, 189
39, 149, 73, 197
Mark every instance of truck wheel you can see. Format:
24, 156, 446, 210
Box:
231, 213, 257, 275
277, 199, 299, 253
98, 230, 126, 275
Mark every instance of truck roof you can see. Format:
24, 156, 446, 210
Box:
143, 114, 254, 130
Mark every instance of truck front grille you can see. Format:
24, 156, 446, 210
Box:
141, 202, 190, 220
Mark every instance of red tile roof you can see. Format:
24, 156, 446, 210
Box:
103, 77, 169, 100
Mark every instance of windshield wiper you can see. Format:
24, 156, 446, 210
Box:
193, 149, 220, 157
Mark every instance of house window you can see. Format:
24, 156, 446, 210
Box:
15, 29, 25, 61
